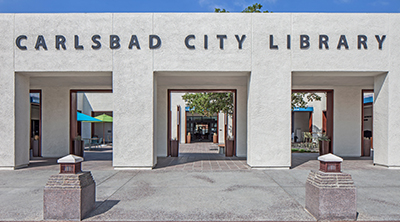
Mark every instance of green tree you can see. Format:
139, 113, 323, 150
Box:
242, 3, 270, 13
182, 92, 233, 117
215, 3, 271, 13
214, 8, 229, 13
291, 93, 321, 109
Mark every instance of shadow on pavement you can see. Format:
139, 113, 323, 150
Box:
84, 200, 120, 219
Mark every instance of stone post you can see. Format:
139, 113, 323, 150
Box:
43, 155, 96, 221
305, 153, 357, 221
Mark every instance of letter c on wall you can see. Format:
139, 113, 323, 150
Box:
16, 35, 27, 50
185, 35, 195, 49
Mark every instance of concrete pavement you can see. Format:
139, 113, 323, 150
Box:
0, 147, 399, 221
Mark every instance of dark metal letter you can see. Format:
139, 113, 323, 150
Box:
110, 35, 120, 49
128, 35, 140, 49
375, 35, 386, 50
35, 35, 48, 50
149, 35, 162, 49
204, 35, 208, 49
358, 35, 368, 49
319, 35, 329, 49
337, 35, 349, 50
16, 35, 27, 50
185, 35, 195, 49
216, 35, 227, 49
91, 35, 101, 49
55, 35, 66, 50
269, 35, 278, 49
287, 35, 291, 49
74, 35, 84, 50
300, 35, 310, 49
235, 35, 246, 49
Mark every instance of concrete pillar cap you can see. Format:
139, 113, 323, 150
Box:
57, 154, 84, 164
317, 153, 343, 162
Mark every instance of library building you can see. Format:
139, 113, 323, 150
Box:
0, 13, 399, 170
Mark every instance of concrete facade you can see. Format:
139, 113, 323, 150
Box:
0, 13, 398, 169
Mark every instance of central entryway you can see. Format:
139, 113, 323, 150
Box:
167, 89, 237, 157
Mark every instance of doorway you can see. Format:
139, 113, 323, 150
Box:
291, 90, 334, 154
362, 90, 373, 157
29, 90, 41, 158
167, 89, 237, 157
70, 90, 113, 157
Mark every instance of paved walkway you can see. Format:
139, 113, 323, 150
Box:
155, 143, 249, 171
0, 144, 399, 221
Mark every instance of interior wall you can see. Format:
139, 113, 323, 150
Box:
170, 93, 186, 143
293, 112, 309, 142
333, 87, 362, 156
41, 87, 70, 158
84, 93, 113, 111
15, 73, 30, 168
79, 93, 93, 140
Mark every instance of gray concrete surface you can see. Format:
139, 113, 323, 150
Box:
0, 150, 399, 221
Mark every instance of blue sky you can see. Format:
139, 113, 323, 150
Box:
0, 0, 399, 13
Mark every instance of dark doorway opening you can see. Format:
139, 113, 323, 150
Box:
30, 90, 42, 158
362, 90, 373, 157
186, 115, 218, 142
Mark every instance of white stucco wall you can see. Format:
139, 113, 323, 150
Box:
0, 14, 16, 169
1, 13, 400, 169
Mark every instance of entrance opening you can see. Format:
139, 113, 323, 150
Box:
70, 90, 113, 164
186, 115, 218, 143
167, 90, 236, 157
362, 90, 373, 157
30, 90, 41, 158
291, 90, 333, 155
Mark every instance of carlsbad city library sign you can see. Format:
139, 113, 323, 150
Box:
15, 34, 387, 51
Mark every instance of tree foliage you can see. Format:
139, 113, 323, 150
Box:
291, 93, 321, 109
215, 3, 270, 13
182, 92, 233, 117
242, 3, 270, 13
214, 8, 229, 13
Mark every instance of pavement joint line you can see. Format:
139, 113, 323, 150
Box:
287, 170, 307, 185
262, 170, 312, 217
92, 170, 140, 213
95, 171, 121, 186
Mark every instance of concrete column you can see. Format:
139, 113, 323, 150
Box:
112, 14, 154, 169
333, 87, 362, 157
373, 73, 388, 166
374, 72, 400, 168
41, 87, 70, 158
248, 14, 292, 169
